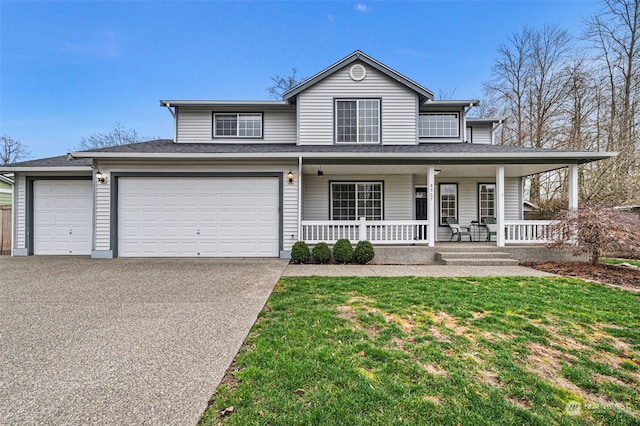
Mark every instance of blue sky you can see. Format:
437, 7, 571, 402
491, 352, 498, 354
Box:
1, 0, 600, 159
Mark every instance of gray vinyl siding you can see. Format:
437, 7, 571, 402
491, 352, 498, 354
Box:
94, 161, 299, 252
436, 178, 520, 241
297, 62, 418, 146
469, 124, 492, 145
302, 174, 413, 220
176, 107, 296, 144
15, 175, 25, 248
94, 182, 111, 250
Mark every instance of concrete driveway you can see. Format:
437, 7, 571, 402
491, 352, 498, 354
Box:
0, 256, 288, 425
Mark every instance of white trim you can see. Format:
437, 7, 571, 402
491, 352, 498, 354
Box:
496, 166, 505, 247
65, 151, 617, 161
568, 164, 578, 210
427, 166, 435, 247
0, 189, 11, 194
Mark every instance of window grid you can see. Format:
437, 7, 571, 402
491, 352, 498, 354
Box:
479, 184, 496, 222
214, 113, 262, 138
331, 182, 382, 220
439, 183, 457, 226
419, 113, 460, 138
336, 99, 380, 143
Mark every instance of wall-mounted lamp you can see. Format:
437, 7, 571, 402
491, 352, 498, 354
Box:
96, 170, 106, 183
287, 170, 294, 184
317, 170, 324, 177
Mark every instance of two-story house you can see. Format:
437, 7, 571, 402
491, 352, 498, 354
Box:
0, 51, 615, 260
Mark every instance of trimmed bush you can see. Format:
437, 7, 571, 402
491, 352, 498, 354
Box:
354, 240, 375, 264
290, 241, 310, 264
333, 239, 353, 264
312, 242, 331, 264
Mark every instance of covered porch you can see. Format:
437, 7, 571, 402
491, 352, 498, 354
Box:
297, 159, 581, 248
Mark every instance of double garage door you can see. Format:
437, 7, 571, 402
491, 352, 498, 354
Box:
31, 177, 280, 257
118, 177, 279, 257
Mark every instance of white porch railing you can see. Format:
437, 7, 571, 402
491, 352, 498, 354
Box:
301, 218, 430, 244
504, 220, 557, 244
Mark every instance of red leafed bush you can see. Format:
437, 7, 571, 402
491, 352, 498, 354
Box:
547, 203, 640, 265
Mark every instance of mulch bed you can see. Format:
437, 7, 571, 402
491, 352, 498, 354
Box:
521, 261, 640, 289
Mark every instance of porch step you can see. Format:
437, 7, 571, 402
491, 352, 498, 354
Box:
436, 250, 519, 266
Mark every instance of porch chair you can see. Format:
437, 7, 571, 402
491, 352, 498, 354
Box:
483, 217, 497, 242
445, 217, 472, 242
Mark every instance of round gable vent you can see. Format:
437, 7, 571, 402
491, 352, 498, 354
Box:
349, 64, 367, 81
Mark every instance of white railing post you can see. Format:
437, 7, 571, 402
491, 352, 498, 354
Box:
359, 217, 367, 242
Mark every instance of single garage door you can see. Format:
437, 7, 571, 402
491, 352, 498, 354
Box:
118, 177, 279, 257
33, 180, 92, 255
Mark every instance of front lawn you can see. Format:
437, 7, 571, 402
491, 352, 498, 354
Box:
200, 276, 640, 425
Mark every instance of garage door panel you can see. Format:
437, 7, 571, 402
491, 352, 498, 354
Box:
34, 180, 92, 255
118, 177, 279, 257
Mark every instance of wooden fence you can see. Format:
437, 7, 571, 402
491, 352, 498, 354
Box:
0, 205, 11, 255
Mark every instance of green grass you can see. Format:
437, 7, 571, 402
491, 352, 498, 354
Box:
200, 276, 640, 425
603, 258, 640, 268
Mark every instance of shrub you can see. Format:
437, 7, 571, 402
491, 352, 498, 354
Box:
333, 239, 353, 264
290, 241, 310, 264
312, 242, 331, 264
547, 203, 640, 264
354, 240, 375, 264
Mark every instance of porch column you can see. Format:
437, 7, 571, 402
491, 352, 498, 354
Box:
496, 165, 505, 247
297, 156, 302, 242
568, 163, 578, 211
427, 165, 436, 247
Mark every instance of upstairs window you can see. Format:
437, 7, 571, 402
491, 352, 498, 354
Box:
214, 113, 262, 138
336, 99, 380, 143
419, 113, 459, 138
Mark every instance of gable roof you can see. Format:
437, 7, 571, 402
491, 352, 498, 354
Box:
282, 50, 435, 102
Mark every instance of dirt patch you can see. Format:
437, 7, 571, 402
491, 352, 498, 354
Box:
506, 396, 531, 410
525, 343, 637, 416
478, 369, 502, 388
521, 261, 640, 290
421, 395, 442, 405
423, 363, 449, 377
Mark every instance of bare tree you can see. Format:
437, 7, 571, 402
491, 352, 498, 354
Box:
1, 134, 31, 164
484, 25, 573, 202
76, 123, 157, 150
584, 0, 640, 205
266, 68, 304, 100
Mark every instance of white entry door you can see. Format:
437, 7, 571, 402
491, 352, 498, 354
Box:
33, 180, 92, 255
118, 177, 279, 257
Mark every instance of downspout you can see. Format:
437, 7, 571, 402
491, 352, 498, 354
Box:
163, 102, 177, 143
297, 156, 302, 243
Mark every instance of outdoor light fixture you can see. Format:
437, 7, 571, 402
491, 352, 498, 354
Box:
317, 170, 324, 177
434, 169, 442, 176
96, 170, 106, 183
287, 170, 294, 183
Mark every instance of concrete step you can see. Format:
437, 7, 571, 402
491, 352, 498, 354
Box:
440, 258, 520, 266
436, 251, 512, 261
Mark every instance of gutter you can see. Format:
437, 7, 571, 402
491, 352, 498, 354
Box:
66, 150, 618, 162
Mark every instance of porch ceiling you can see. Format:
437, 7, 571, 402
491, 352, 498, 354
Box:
302, 163, 570, 178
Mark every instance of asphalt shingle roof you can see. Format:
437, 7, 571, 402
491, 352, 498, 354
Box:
3, 139, 612, 169
78, 139, 576, 154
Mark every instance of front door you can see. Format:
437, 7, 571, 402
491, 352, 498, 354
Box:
415, 188, 427, 220
415, 188, 427, 240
